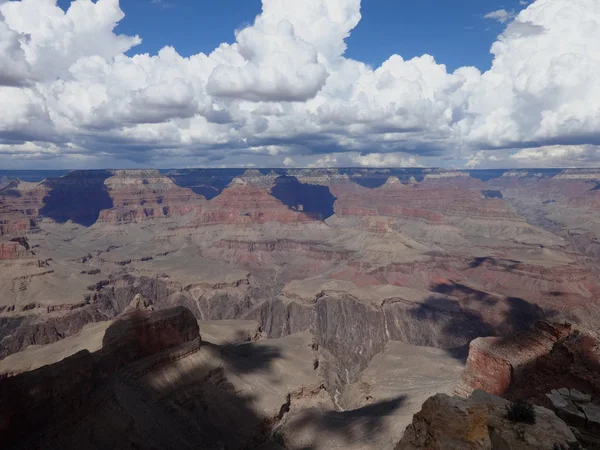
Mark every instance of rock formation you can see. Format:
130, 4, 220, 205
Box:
1, 167, 600, 449
396, 391, 577, 450
0, 306, 201, 447
456, 321, 600, 405
97, 169, 205, 225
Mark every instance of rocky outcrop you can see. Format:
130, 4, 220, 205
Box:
0, 307, 335, 450
0, 217, 32, 236
456, 322, 572, 397
0, 307, 200, 447
97, 170, 204, 224
457, 321, 600, 410
333, 180, 521, 223
545, 388, 597, 431
0, 180, 48, 218
396, 391, 577, 450
0, 241, 30, 260
0, 180, 47, 235
190, 174, 321, 226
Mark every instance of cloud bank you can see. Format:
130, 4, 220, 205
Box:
0, 0, 599, 169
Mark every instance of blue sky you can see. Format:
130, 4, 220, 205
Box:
57, 0, 527, 71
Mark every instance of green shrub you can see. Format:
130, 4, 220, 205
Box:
506, 400, 536, 424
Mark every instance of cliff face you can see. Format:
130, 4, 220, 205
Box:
0, 180, 47, 235
0, 241, 31, 260
97, 170, 205, 225
456, 321, 600, 406
189, 171, 326, 226
0, 307, 340, 450
0, 307, 200, 448
455, 322, 573, 397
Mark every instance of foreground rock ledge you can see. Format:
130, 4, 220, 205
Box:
0, 307, 201, 448
396, 390, 577, 450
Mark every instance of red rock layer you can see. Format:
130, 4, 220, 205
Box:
191, 182, 319, 226
0, 217, 32, 236
332, 180, 520, 223
455, 322, 572, 397
0, 242, 29, 260
0, 181, 48, 217
456, 320, 600, 408
0, 181, 48, 235
97, 170, 204, 224
420, 172, 488, 190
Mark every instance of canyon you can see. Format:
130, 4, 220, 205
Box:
1, 167, 600, 449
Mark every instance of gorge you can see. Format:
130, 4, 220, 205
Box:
1, 167, 600, 449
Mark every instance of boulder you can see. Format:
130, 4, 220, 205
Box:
396, 391, 577, 450
395, 393, 492, 450
546, 393, 588, 428
569, 389, 592, 404
580, 403, 600, 433
488, 404, 577, 450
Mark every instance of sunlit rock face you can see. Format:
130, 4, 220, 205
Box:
97, 170, 205, 225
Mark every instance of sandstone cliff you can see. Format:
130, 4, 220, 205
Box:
456, 321, 600, 405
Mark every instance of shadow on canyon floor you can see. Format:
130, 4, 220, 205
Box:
272, 395, 408, 450
468, 256, 520, 270
214, 340, 284, 376
270, 176, 337, 220
431, 280, 499, 307
6, 320, 408, 450
40, 171, 114, 227
410, 283, 558, 363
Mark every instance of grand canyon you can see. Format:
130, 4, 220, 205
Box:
1, 167, 600, 449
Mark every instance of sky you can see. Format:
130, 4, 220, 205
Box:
0, 0, 599, 169
55, 0, 522, 71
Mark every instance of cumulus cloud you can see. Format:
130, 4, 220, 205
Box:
0, 0, 598, 169
510, 145, 600, 167
349, 153, 421, 168
206, 20, 329, 102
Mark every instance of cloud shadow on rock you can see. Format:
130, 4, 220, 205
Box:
273, 395, 407, 450
39, 170, 113, 227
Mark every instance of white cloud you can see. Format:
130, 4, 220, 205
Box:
0, 0, 598, 169
349, 153, 421, 168
484, 9, 516, 24
510, 145, 600, 167
308, 154, 337, 168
